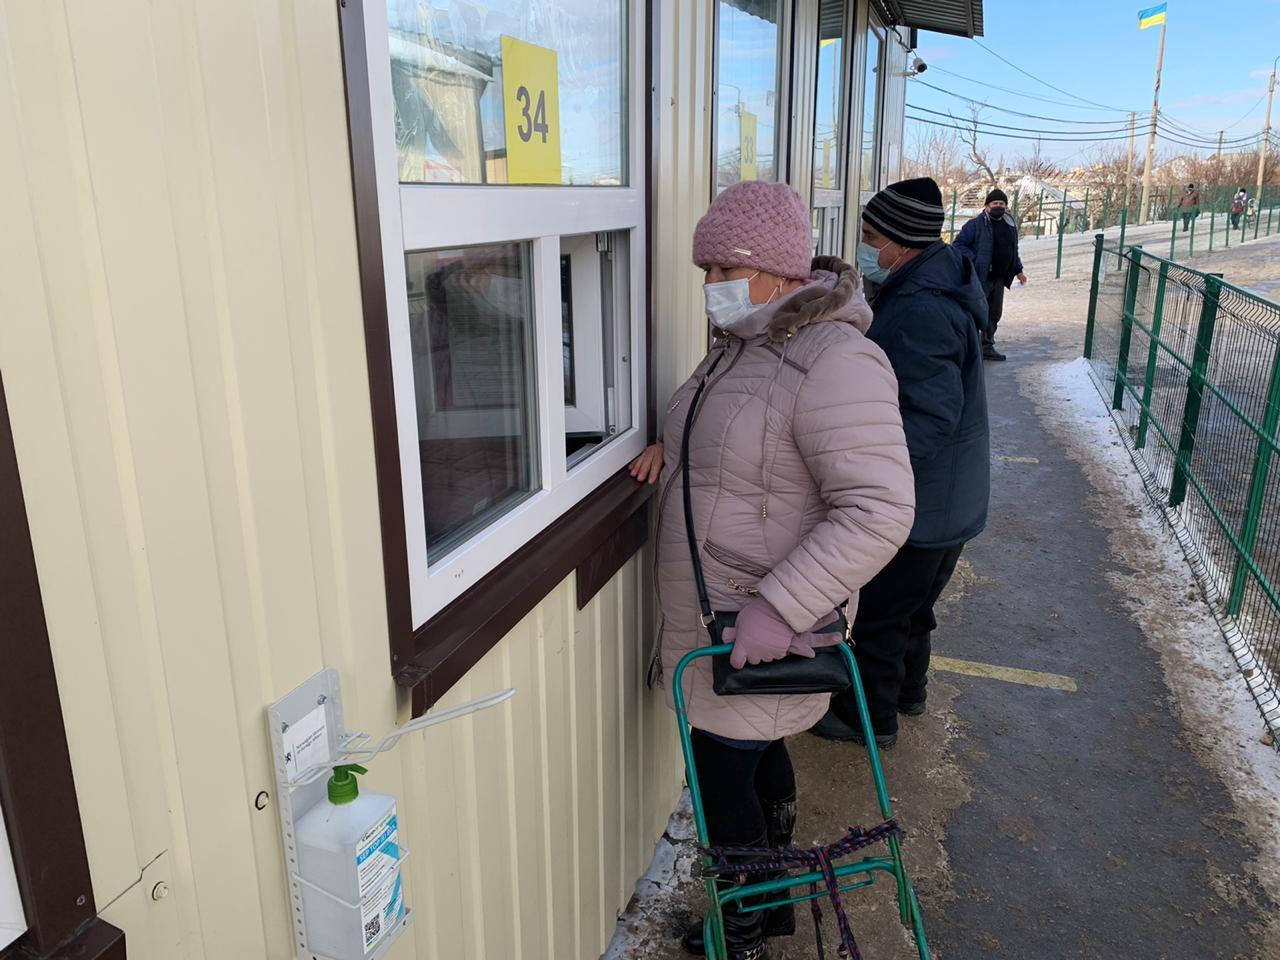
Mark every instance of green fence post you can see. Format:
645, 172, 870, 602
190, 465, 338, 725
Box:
1227, 346, 1280, 615
1226, 204, 1231, 248
1210, 204, 1216, 252
1081, 187, 1091, 233
1114, 246, 1143, 411
1255, 187, 1263, 240
1190, 213, 1196, 258
1170, 273, 1224, 509
1056, 205, 1067, 278
1084, 234, 1106, 359
1036, 189, 1045, 238
950, 188, 958, 241
1012, 188, 1020, 225
1102, 187, 1112, 230
1169, 210, 1178, 259
1136, 260, 1170, 450
1243, 203, 1250, 243
1269, 202, 1275, 236
1117, 207, 1128, 267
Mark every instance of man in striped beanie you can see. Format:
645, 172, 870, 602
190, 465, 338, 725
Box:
813, 177, 992, 750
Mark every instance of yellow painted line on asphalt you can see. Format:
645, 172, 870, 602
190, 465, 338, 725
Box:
994, 455, 1040, 464
931, 655, 1077, 692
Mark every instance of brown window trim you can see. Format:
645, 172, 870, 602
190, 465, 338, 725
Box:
0, 374, 126, 960
337, 0, 657, 717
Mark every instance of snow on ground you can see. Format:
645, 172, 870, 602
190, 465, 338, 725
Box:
1024, 357, 1280, 916
603, 792, 699, 960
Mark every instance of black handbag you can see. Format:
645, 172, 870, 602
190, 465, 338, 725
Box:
679, 355, 853, 697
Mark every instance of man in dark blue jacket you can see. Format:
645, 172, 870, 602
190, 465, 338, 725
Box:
953, 188, 1027, 361
813, 177, 990, 749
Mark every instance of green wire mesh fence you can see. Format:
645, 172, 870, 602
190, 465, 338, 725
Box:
1084, 236, 1280, 745
943, 184, 1280, 279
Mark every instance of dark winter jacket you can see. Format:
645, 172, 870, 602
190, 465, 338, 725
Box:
953, 211, 1024, 289
867, 241, 990, 548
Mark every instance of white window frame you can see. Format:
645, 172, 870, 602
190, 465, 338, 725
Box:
858, 14, 886, 207
710, 0, 795, 194
360, 0, 648, 628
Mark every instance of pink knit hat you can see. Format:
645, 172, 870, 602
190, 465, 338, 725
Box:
692, 181, 814, 280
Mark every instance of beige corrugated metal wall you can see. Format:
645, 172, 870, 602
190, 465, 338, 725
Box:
0, 0, 703, 956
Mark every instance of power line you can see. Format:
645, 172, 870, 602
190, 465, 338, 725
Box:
909, 96, 1261, 148
911, 78, 1131, 125
906, 112, 1265, 152
927, 66, 1135, 113
966, 37, 1264, 150
905, 114, 1140, 143
972, 39, 1137, 113
1155, 111, 1261, 143
907, 103, 1135, 136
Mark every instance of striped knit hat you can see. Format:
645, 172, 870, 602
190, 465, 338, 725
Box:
863, 178, 945, 249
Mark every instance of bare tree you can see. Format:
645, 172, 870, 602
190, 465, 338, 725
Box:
903, 126, 971, 188
961, 106, 999, 191
1013, 139, 1059, 181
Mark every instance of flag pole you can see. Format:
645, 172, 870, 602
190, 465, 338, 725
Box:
1138, 16, 1166, 225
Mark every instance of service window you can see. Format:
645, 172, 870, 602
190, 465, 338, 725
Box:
714, 0, 790, 192
366, 0, 646, 627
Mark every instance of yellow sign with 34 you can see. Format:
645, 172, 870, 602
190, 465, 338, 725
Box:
501, 36, 562, 184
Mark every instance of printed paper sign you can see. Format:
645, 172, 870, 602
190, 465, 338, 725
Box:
501, 36, 562, 184
739, 111, 758, 182
357, 810, 404, 952
283, 705, 330, 783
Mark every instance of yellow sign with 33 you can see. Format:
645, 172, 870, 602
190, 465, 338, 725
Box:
739, 111, 758, 182
501, 36, 562, 184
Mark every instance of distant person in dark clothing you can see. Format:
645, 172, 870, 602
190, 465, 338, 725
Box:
1178, 183, 1200, 231
811, 178, 990, 750
952, 189, 1027, 362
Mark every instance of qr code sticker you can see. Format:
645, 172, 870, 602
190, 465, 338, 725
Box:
364, 914, 381, 945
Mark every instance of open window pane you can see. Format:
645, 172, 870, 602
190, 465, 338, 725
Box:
715, 0, 783, 192
561, 231, 632, 466
387, 0, 627, 186
405, 242, 541, 559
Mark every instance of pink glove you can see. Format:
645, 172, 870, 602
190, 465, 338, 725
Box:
788, 611, 841, 659
726, 598, 796, 669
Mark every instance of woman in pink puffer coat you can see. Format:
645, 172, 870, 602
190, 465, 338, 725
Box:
628, 181, 915, 959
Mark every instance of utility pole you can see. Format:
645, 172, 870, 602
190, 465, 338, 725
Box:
1256, 57, 1278, 215
1125, 112, 1137, 218
1217, 130, 1224, 161
1138, 17, 1167, 225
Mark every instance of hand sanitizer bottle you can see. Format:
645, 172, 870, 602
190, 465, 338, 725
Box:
296, 764, 405, 958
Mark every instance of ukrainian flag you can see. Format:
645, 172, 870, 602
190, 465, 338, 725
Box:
1138, 3, 1167, 29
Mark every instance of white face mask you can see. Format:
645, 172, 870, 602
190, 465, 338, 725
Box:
704, 273, 759, 332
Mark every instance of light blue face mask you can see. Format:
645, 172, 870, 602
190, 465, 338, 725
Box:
703, 273, 759, 332
857, 242, 891, 284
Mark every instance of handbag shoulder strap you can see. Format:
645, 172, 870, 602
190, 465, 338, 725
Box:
681, 352, 724, 628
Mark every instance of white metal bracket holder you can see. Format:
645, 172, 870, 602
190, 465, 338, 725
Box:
266, 669, 514, 960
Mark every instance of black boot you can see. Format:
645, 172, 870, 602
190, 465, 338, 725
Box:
760, 795, 797, 938
681, 801, 796, 956
681, 837, 773, 958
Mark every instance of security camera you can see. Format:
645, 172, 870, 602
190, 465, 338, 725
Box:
910, 56, 928, 75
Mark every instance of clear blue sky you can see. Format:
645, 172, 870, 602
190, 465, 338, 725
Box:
909, 0, 1280, 165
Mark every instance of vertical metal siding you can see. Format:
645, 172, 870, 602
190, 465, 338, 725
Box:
0, 1, 684, 958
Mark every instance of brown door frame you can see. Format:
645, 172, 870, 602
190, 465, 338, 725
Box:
0, 372, 125, 959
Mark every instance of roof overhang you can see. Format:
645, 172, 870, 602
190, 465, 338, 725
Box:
878, 0, 984, 38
